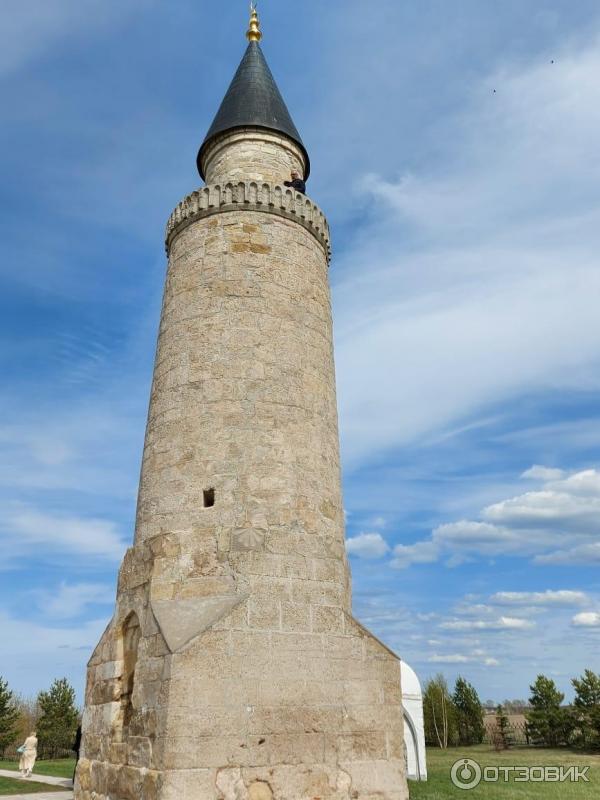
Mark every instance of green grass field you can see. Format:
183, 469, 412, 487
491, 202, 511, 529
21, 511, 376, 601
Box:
410, 745, 599, 799
0, 759, 75, 780
0, 774, 64, 795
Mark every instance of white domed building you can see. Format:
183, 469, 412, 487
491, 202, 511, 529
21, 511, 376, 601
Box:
401, 661, 428, 781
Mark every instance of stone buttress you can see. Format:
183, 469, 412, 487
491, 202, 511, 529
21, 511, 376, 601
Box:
76, 14, 409, 800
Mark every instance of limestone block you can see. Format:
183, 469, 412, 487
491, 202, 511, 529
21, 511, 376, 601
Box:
108, 764, 143, 800
151, 594, 246, 652
248, 596, 281, 630
160, 769, 214, 800
280, 602, 310, 632
166, 706, 248, 738
248, 782, 273, 800
89, 759, 108, 795
216, 768, 248, 800
109, 742, 128, 764
96, 659, 123, 681
128, 735, 153, 768
76, 759, 91, 791
334, 731, 388, 762
241, 764, 355, 800
143, 769, 161, 800
341, 759, 407, 799
312, 605, 345, 634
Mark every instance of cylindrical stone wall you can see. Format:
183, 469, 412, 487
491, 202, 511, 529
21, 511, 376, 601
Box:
135, 199, 350, 613
77, 153, 408, 799
201, 128, 307, 184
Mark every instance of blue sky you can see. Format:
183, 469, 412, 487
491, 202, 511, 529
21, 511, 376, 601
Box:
1, 0, 600, 705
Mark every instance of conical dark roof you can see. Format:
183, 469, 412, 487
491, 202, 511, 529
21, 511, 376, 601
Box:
197, 41, 310, 180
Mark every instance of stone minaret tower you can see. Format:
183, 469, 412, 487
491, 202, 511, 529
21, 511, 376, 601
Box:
76, 9, 408, 800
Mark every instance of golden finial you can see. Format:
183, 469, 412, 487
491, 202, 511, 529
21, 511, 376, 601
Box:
247, 2, 262, 42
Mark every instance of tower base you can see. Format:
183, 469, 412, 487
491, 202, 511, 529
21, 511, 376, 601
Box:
75, 575, 408, 800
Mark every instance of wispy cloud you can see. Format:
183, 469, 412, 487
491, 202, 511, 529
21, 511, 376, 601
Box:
0, 507, 127, 567
572, 612, 600, 628
0, 396, 144, 496
538, 543, 600, 566
522, 466, 566, 481
441, 617, 535, 632
491, 590, 588, 607
33, 582, 114, 620
334, 35, 600, 468
0, 609, 110, 697
346, 532, 390, 559
392, 467, 600, 568
429, 653, 500, 667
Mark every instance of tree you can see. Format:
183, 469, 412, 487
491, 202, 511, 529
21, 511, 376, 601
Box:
37, 679, 79, 755
453, 677, 485, 745
502, 699, 530, 714
423, 674, 457, 748
572, 669, 600, 750
0, 677, 20, 753
494, 704, 511, 750
13, 695, 40, 743
526, 674, 573, 747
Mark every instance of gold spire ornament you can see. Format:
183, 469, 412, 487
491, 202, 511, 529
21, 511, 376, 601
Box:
247, 2, 262, 42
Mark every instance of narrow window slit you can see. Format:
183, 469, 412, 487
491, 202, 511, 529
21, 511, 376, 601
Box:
203, 488, 215, 508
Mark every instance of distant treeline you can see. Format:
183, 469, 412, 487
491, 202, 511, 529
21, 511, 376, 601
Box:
424, 669, 600, 751
0, 676, 80, 760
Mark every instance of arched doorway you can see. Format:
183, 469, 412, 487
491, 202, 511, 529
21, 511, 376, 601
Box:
120, 613, 141, 734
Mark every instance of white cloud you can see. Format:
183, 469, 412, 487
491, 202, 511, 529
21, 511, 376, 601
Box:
482, 489, 600, 528
346, 532, 390, 559
522, 466, 565, 481
335, 35, 600, 469
391, 540, 442, 569
417, 613, 439, 622
390, 467, 600, 568
392, 518, 554, 569
551, 470, 600, 497
428, 652, 501, 667
0, 507, 128, 566
0, 610, 107, 658
491, 590, 588, 607
537, 542, 600, 566
572, 612, 600, 628
441, 617, 535, 631
34, 582, 114, 620
0, 609, 110, 700
454, 604, 496, 617
429, 654, 470, 664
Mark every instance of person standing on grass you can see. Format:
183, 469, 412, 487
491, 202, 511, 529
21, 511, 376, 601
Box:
18, 731, 38, 778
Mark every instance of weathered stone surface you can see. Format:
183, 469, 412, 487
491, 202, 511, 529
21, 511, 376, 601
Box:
151, 594, 247, 652
248, 781, 274, 800
77, 123, 408, 799
202, 128, 306, 186
165, 181, 331, 263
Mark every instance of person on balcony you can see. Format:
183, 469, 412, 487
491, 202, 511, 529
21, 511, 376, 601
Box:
284, 170, 306, 194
